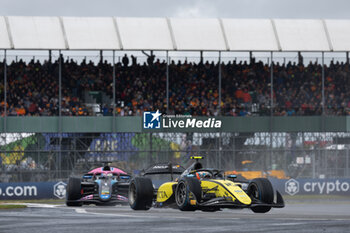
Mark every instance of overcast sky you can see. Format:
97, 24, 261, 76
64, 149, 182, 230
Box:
0, 0, 350, 19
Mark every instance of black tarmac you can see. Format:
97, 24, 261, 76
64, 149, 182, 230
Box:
1, 202, 350, 233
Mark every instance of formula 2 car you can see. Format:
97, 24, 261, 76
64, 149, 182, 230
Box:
66, 163, 131, 206
129, 157, 284, 213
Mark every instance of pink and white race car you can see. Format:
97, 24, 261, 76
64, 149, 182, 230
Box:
66, 164, 131, 206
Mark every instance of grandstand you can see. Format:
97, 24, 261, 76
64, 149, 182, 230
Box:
1, 57, 349, 117
1, 16, 350, 182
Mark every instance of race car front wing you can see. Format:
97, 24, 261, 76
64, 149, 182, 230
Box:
197, 190, 285, 209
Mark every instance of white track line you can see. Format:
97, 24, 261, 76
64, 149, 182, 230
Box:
271, 222, 308, 226
74, 208, 88, 214
8, 203, 59, 208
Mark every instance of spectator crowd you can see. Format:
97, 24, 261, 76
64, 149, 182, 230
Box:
0, 55, 349, 117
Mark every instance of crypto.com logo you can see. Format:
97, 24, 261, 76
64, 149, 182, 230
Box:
285, 179, 299, 196
53, 181, 67, 199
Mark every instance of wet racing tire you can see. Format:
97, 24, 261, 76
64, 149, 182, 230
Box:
175, 177, 202, 211
129, 177, 154, 210
247, 178, 274, 213
66, 177, 83, 206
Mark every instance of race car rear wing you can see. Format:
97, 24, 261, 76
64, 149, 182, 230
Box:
142, 163, 185, 176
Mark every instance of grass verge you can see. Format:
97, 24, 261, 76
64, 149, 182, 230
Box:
0, 199, 64, 204
0, 204, 27, 210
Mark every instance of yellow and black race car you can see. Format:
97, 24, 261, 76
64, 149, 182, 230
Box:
129, 157, 284, 213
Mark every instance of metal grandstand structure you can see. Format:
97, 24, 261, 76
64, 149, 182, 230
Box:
1, 16, 350, 112
1, 17, 350, 51
1, 17, 350, 182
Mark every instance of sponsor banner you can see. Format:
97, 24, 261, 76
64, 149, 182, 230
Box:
0, 181, 66, 200
143, 110, 222, 130
270, 178, 350, 196
143, 110, 162, 129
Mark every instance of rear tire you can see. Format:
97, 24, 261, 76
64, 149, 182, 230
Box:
175, 177, 202, 211
247, 178, 274, 213
129, 177, 154, 210
66, 177, 82, 207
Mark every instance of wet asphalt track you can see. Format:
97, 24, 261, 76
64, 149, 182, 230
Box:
1, 202, 350, 233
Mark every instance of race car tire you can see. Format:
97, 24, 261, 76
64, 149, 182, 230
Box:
66, 177, 82, 206
247, 178, 274, 213
175, 177, 202, 211
129, 177, 154, 210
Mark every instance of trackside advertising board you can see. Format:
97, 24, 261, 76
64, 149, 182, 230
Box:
142, 111, 222, 132
1, 179, 350, 200
270, 178, 350, 196
0, 181, 66, 200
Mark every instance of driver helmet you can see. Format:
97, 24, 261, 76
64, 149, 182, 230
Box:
196, 171, 212, 179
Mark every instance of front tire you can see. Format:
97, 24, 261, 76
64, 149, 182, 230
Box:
175, 177, 202, 211
247, 178, 274, 213
129, 177, 154, 210
66, 177, 82, 206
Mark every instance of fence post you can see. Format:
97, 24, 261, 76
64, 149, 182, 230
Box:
149, 133, 153, 166
218, 51, 222, 116
336, 149, 339, 178
219, 132, 222, 169
312, 148, 316, 179
166, 51, 169, 114
113, 50, 116, 131
4, 50, 7, 134
269, 52, 274, 176
346, 148, 349, 177
325, 147, 328, 177
233, 133, 235, 169
318, 148, 321, 178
